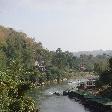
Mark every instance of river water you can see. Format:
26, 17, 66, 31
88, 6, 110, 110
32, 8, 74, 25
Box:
28, 83, 95, 112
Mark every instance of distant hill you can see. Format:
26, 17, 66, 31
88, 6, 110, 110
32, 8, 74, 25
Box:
73, 50, 112, 57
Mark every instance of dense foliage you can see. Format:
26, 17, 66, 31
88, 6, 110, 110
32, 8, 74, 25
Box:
0, 26, 78, 111
0, 26, 110, 111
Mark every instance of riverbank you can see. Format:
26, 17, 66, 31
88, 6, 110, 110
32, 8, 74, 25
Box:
62, 75, 112, 112
65, 89, 112, 112
28, 82, 91, 112
27, 72, 96, 111
33, 71, 96, 87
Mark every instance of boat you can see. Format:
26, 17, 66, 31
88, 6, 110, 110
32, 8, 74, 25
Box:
53, 91, 61, 96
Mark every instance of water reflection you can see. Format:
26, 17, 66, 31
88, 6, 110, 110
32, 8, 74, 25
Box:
28, 84, 109, 112
40, 95, 89, 112
38, 84, 90, 112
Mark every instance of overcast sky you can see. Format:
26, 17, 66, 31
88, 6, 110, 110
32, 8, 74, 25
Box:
0, 0, 112, 52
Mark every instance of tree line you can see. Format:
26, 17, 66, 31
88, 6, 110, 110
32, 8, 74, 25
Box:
0, 25, 110, 111
0, 26, 80, 111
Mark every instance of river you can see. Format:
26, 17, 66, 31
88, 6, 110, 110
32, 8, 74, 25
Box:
28, 83, 98, 112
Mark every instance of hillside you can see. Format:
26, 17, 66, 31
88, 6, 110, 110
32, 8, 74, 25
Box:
73, 50, 112, 57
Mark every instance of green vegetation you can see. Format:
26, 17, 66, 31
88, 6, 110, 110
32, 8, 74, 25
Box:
97, 57, 112, 86
0, 26, 79, 111
0, 60, 37, 111
94, 57, 112, 100
0, 25, 111, 111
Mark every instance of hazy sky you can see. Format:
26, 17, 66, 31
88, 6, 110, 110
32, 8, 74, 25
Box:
0, 0, 112, 52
